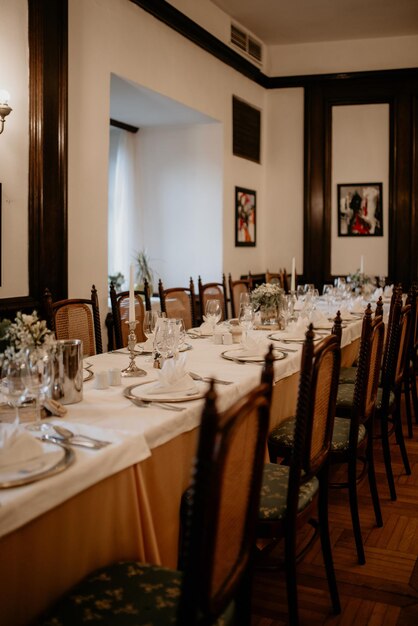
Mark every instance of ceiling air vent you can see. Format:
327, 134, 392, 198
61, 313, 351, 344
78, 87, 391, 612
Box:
230, 23, 263, 64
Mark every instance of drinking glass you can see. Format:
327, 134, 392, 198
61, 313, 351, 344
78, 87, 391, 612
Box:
22, 347, 53, 431
238, 304, 255, 342
239, 291, 251, 308
280, 295, 292, 329
205, 299, 222, 331
322, 284, 334, 315
154, 318, 178, 363
175, 318, 186, 351
1, 355, 26, 424
143, 310, 158, 341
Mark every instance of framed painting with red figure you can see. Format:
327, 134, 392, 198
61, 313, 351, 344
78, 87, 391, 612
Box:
337, 182, 383, 237
235, 186, 256, 247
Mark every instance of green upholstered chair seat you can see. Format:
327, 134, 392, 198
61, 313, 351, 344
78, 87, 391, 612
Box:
338, 366, 357, 384
258, 463, 318, 521
331, 417, 366, 451
268, 417, 296, 448
40, 562, 234, 626
337, 383, 395, 416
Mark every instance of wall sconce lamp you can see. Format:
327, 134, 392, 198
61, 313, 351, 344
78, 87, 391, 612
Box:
0, 90, 12, 135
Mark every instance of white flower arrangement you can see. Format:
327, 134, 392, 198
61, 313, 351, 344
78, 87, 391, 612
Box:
250, 283, 284, 311
2, 311, 54, 357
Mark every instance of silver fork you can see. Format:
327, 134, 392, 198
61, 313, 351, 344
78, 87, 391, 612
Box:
188, 372, 232, 385
127, 396, 186, 412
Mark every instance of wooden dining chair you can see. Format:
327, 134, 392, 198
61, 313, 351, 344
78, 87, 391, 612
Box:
158, 278, 197, 330
336, 291, 412, 501
265, 270, 282, 286
228, 273, 252, 318
43, 285, 103, 356
197, 274, 228, 322
258, 327, 341, 625
403, 284, 418, 436
109, 280, 151, 348
38, 351, 275, 626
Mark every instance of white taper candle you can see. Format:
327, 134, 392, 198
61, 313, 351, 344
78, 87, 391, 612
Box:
129, 263, 135, 322
290, 257, 296, 292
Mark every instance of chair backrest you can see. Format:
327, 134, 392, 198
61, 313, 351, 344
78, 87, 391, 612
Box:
375, 296, 384, 318
178, 347, 274, 623
198, 275, 228, 322
331, 310, 343, 345
109, 280, 151, 348
265, 270, 282, 286
291, 326, 341, 482
158, 278, 197, 330
228, 274, 252, 319
381, 286, 402, 379
394, 303, 412, 388
43, 286, 102, 356
352, 305, 385, 427
406, 283, 418, 354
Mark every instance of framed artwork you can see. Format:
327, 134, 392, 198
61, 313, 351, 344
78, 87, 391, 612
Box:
235, 186, 256, 246
337, 182, 383, 236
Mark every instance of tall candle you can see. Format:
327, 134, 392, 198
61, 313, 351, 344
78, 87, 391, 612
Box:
360, 255, 364, 275
290, 257, 296, 292
129, 263, 135, 322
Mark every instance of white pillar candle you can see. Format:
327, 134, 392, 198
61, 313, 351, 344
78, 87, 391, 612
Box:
360, 255, 364, 274
129, 263, 135, 322
290, 257, 296, 292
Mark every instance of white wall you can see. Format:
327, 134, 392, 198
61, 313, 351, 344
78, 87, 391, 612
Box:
68, 0, 267, 322
0, 0, 28, 299
136, 123, 223, 287
331, 104, 389, 277
264, 88, 304, 275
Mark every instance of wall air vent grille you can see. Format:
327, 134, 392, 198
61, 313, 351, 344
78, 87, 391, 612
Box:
230, 24, 263, 65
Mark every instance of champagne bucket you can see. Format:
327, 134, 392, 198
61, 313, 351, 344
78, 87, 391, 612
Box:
53, 339, 83, 404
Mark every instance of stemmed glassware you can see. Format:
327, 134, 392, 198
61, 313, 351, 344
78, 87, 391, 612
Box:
154, 318, 179, 364
143, 311, 158, 343
22, 347, 53, 432
205, 299, 222, 333
1, 354, 26, 424
238, 303, 255, 342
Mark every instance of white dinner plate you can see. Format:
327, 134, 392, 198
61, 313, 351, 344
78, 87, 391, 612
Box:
134, 342, 192, 355
0, 440, 74, 489
221, 348, 287, 363
125, 380, 207, 402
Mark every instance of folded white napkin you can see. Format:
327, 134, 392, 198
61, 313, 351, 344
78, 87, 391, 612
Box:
148, 354, 198, 394
371, 288, 383, 302
0, 421, 44, 469
351, 297, 366, 313
284, 317, 310, 338
239, 335, 266, 357
339, 306, 352, 319
200, 317, 215, 335
308, 309, 330, 326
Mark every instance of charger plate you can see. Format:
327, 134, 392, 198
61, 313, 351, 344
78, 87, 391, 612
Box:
124, 380, 206, 403
0, 440, 74, 489
221, 348, 287, 363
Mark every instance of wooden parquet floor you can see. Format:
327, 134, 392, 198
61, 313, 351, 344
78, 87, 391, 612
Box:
251, 394, 418, 626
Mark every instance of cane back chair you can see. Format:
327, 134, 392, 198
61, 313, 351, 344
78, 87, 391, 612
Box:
43, 285, 103, 356
39, 351, 275, 626
198, 274, 228, 322
228, 274, 252, 319
158, 278, 197, 330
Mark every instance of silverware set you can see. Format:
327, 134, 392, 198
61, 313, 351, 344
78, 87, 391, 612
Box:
43, 424, 111, 450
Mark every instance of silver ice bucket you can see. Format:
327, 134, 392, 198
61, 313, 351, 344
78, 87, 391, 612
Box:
53, 339, 83, 404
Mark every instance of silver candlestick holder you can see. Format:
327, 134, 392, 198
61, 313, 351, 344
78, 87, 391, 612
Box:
121, 320, 146, 377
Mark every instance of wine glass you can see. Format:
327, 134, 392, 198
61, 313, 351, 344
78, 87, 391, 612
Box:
205, 299, 222, 332
238, 304, 255, 342
143, 311, 158, 342
1, 355, 26, 424
154, 318, 177, 363
175, 318, 186, 351
22, 347, 53, 432
239, 291, 251, 308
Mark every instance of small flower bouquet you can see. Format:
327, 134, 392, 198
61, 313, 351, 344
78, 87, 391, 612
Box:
347, 271, 375, 295
1, 311, 54, 357
250, 283, 284, 311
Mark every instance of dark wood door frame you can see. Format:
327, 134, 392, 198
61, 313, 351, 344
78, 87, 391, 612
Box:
304, 70, 418, 289
0, 0, 67, 316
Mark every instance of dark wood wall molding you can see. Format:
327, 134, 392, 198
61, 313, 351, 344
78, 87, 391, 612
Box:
0, 0, 68, 317
304, 72, 418, 288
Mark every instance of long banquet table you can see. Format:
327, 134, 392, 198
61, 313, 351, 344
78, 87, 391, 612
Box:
0, 319, 362, 625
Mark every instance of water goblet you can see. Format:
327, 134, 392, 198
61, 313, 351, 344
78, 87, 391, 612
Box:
205, 299, 222, 332
239, 291, 251, 308
22, 347, 53, 432
238, 304, 255, 342
1, 355, 26, 424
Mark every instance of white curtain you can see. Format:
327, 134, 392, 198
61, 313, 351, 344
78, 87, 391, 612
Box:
108, 127, 138, 289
